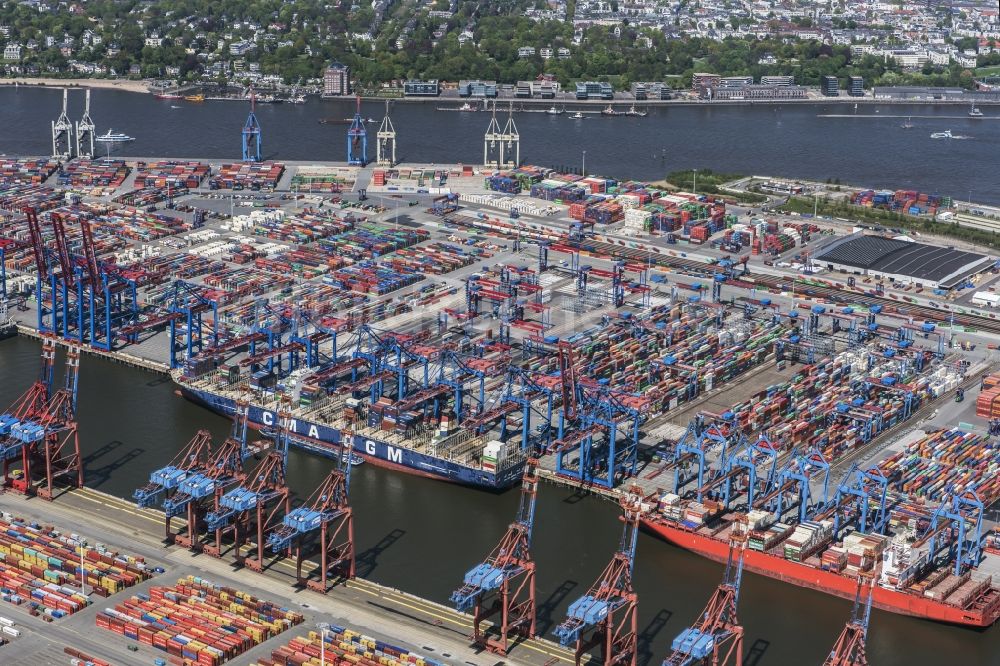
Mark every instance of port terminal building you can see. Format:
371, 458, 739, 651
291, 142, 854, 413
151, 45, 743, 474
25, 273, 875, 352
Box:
814, 233, 994, 289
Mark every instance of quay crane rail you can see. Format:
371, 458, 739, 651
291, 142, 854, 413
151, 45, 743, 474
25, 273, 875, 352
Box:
553, 486, 643, 666
822, 574, 875, 666
451, 459, 539, 654
662, 531, 747, 666
267, 430, 355, 592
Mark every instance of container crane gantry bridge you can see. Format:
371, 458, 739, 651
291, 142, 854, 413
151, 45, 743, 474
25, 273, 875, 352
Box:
0, 338, 83, 499
662, 531, 747, 666
267, 434, 355, 592
451, 459, 539, 654
553, 486, 643, 666
822, 574, 875, 666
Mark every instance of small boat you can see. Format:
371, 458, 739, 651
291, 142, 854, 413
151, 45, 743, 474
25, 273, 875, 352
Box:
901, 117, 913, 129
342, 451, 364, 466
569, 111, 585, 119
290, 95, 306, 104
184, 94, 205, 102
95, 129, 135, 143
969, 104, 984, 118
545, 105, 562, 115
626, 105, 647, 117
930, 129, 953, 139
601, 105, 624, 116
318, 117, 351, 125
365, 117, 377, 123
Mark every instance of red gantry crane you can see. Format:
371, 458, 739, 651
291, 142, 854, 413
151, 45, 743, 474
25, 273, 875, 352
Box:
554, 485, 643, 666
451, 459, 540, 654
822, 573, 875, 666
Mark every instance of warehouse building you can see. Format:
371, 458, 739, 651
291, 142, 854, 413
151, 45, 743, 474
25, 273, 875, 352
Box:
814, 233, 994, 289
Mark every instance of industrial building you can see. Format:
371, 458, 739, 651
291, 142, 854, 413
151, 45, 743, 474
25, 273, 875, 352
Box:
575, 81, 614, 100
710, 84, 807, 100
632, 82, 672, 100
458, 80, 498, 98
403, 80, 440, 96
323, 62, 351, 96
815, 233, 994, 288
822, 75, 839, 96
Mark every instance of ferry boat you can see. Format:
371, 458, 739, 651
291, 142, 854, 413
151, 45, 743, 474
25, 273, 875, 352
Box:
154, 92, 184, 100
95, 129, 135, 143
930, 129, 953, 139
969, 104, 984, 118
184, 94, 205, 103
642, 515, 1000, 627
174, 369, 527, 490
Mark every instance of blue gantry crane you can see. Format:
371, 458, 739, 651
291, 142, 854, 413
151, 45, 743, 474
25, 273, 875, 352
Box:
242, 88, 262, 162
554, 486, 642, 666
923, 487, 985, 576
822, 574, 875, 666
831, 464, 890, 539
663, 534, 747, 666
267, 440, 355, 592
673, 413, 743, 502
451, 459, 539, 654
347, 96, 368, 166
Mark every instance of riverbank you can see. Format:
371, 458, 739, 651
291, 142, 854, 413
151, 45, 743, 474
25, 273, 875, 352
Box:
0, 77, 150, 93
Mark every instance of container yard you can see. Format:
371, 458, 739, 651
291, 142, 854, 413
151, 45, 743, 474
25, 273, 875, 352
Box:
3, 146, 1000, 666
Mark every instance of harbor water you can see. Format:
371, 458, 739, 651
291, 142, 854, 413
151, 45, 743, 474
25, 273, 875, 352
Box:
0, 336, 993, 664
1, 87, 999, 205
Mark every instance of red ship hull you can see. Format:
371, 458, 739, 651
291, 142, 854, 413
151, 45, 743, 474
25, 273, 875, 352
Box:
642, 518, 1000, 628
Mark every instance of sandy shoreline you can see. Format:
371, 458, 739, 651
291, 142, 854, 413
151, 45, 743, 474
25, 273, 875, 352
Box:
0, 77, 150, 93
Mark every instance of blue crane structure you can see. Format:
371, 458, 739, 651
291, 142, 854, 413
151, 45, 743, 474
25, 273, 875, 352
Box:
822, 574, 875, 666
756, 449, 831, 524
0, 338, 83, 499
829, 464, 891, 540
553, 486, 643, 666
267, 436, 355, 592
242, 89, 262, 162
451, 459, 539, 654
549, 341, 648, 489
347, 96, 368, 166
673, 413, 743, 502
663, 534, 747, 666
31, 208, 142, 352
922, 487, 985, 576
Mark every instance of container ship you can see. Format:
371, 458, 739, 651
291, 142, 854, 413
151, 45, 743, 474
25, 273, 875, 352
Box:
641, 423, 1000, 627
175, 369, 527, 489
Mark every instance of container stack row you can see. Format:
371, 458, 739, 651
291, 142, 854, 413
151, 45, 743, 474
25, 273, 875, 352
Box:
0, 184, 67, 212
59, 159, 131, 191
135, 160, 210, 189
251, 627, 443, 666
209, 162, 285, 190
97, 576, 303, 666
0, 517, 153, 618
0, 158, 60, 185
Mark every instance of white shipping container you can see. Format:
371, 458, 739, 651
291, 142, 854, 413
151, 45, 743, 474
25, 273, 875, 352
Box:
0, 616, 13, 627
2, 625, 20, 637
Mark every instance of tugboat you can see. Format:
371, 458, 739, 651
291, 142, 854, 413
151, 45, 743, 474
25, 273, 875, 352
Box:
625, 105, 648, 117
569, 111, 586, 119
545, 105, 563, 115
901, 116, 913, 129
969, 104, 984, 118
601, 105, 624, 116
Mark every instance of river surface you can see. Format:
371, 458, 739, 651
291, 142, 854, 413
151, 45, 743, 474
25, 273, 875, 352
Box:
0, 87, 998, 205
0, 336, 993, 664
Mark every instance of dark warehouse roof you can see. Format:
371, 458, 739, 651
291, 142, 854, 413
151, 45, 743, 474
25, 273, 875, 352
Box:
816, 235, 990, 283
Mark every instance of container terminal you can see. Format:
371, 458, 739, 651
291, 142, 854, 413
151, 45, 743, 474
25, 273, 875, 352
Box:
2, 93, 1000, 665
